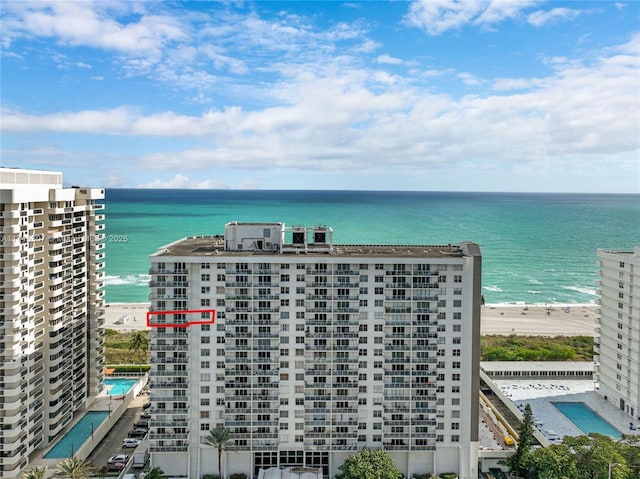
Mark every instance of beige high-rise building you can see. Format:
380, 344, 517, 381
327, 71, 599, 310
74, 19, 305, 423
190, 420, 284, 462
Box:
0, 168, 106, 477
148, 221, 482, 479
595, 247, 640, 420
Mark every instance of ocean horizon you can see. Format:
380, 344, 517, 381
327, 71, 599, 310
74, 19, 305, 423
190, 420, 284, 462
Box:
103, 189, 639, 305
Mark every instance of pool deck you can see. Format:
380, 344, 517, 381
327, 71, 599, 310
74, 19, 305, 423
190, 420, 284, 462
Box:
495, 379, 640, 441
27, 375, 147, 472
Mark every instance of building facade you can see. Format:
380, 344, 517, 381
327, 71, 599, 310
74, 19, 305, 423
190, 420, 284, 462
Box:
148, 222, 481, 479
595, 247, 640, 420
0, 168, 106, 477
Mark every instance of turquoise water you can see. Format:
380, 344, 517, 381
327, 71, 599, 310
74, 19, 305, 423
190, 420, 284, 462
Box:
103, 190, 640, 305
552, 401, 621, 438
104, 378, 137, 396
44, 411, 109, 458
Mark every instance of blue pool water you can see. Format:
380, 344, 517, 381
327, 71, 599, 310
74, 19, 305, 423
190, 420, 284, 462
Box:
44, 411, 109, 458
104, 377, 137, 397
553, 402, 622, 438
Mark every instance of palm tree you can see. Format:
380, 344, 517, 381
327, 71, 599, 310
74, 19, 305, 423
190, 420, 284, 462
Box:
54, 457, 95, 479
20, 466, 48, 479
144, 466, 167, 479
129, 330, 149, 374
206, 425, 233, 478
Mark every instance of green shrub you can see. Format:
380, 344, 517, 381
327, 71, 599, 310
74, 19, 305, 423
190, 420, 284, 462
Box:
439, 474, 457, 479
202, 475, 219, 479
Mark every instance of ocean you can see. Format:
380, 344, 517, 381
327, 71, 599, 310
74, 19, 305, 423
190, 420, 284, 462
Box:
103, 190, 639, 305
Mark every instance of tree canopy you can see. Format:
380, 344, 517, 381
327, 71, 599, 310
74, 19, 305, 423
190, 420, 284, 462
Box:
206, 425, 233, 477
510, 433, 640, 479
20, 467, 48, 479
144, 467, 167, 479
336, 448, 403, 479
54, 458, 95, 479
506, 403, 535, 477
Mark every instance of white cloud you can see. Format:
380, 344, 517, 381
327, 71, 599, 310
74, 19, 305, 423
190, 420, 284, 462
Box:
354, 39, 381, 53
137, 174, 227, 189
377, 54, 402, 65
474, 0, 538, 26
458, 72, 482, 85
2, 1, 187, 55
3, 36, 638, 189
492, 77, 536, 91
527, 8, 582, 27
405, 0, 485, 36
405, 0, 538, 35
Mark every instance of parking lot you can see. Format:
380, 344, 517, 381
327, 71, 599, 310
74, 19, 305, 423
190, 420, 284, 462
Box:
87, 395, 148, 470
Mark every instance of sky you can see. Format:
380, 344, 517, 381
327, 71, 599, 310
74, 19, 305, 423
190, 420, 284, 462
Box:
1, 1, 638, 192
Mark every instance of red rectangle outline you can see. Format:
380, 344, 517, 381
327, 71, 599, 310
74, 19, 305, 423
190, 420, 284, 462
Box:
147, 309, 216, 328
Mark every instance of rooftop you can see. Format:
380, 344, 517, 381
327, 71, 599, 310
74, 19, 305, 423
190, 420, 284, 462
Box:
152, 235, 469, 258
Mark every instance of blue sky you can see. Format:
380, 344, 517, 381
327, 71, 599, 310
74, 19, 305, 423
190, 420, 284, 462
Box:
1, 1, 638, 192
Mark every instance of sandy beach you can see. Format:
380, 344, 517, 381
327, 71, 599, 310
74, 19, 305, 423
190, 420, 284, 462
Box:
104, 302, 597, 336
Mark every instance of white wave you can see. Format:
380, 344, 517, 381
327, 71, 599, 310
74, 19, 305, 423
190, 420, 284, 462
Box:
104, 274, 150, 287
527, 290, 542, 294
483, 285, 503, 292
561, 285, 597, 297
485, 301, 597, 308
528, 278, 543, 285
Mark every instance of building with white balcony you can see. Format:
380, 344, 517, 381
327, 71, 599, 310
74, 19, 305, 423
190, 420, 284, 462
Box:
0, 168, 106, 477
148, 222, 482, 479
594, 247, 640, 420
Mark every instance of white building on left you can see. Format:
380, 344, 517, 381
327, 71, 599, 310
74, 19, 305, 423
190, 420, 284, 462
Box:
0, 168, 106, 477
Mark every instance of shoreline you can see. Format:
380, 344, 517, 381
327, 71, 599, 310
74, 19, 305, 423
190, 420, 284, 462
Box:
104, 302, 597, 336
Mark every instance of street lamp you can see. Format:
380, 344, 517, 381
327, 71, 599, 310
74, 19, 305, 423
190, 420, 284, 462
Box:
608, 462, 620, 479
91, 421, 94, 438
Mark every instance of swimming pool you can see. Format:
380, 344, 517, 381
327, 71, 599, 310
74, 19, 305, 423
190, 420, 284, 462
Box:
44, 411, 109, 458
104, 377, 137, 397
552, 401, 622, 438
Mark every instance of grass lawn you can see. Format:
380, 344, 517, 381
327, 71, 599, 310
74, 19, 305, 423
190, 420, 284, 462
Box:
105, 329, 594, 364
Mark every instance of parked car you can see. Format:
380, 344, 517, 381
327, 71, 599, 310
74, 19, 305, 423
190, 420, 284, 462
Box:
128, 428, 148, 438
140, 410, 151, 419
134, 420, 149, 428
107, 462, 126, 471
122, 438, 140, 449
142, 402, 151, 410
107, 454, 129, 464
